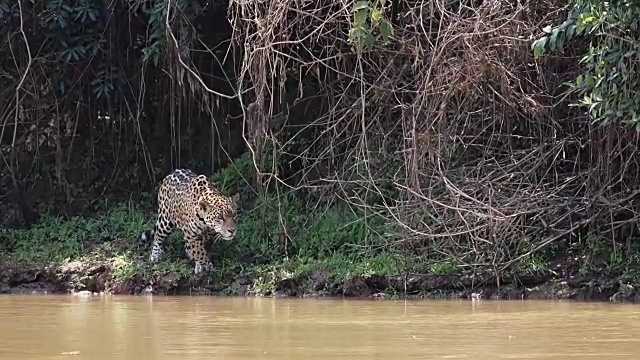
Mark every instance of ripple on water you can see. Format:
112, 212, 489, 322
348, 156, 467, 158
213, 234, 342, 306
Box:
0, 296, 639, 359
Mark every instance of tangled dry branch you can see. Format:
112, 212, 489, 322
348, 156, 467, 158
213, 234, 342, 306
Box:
225, 0, 640, 268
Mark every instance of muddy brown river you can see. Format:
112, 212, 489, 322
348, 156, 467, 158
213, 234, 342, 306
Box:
1, 295, 640, 359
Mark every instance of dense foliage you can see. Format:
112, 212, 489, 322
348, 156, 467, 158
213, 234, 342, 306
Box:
2, 0, 640, 283
532, 0, 640, 127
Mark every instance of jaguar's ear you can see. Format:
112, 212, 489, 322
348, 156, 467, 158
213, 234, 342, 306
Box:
198, 199, 209, 212
230, 193, 240, 209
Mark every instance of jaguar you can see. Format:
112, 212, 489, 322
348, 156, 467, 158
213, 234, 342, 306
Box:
140, 168, 239, 274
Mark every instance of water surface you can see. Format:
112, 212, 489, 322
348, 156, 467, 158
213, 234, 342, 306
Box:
1, 295, 639, 359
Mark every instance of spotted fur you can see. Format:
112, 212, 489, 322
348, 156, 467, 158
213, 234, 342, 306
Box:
140, 168, 239, 275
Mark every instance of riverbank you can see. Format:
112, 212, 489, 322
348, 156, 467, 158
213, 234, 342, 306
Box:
0, 247, 635, 302
1, 234, 638, 302
2, 202, 639, 302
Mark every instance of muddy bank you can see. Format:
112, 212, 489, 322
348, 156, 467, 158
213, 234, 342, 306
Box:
1, 257, 638, 302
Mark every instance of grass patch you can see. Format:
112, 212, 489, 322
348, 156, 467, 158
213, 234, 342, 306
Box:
0, 189, 421, 287
5, 154, 589, 296
0, 203, 152, 264
0, 186, 467, 281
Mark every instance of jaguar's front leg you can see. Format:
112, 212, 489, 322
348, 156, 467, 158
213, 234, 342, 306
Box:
184, 232, 214, 275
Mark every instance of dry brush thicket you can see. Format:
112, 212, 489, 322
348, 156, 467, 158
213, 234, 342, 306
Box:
226, 0, 640, 266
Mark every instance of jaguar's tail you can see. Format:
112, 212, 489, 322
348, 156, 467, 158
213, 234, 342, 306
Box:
139, 229, 154, 244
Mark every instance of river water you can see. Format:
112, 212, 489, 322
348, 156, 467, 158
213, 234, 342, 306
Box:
0, 295, 639, 359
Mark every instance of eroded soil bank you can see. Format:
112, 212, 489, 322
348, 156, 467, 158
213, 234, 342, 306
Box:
1, 243, 637, 302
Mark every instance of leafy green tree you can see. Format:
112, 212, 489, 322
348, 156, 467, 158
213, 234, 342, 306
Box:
532, 0, 640, 128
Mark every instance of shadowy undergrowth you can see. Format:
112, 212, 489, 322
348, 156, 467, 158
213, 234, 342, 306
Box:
2, 155, 640, 299
0, 156, 420, 291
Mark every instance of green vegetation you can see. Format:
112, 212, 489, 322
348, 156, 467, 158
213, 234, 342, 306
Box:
2, 0, 640, 300
532, 0, 640, 127
1, 155, 461, 295
3, 153, 640, 299
3, 204, 148, 263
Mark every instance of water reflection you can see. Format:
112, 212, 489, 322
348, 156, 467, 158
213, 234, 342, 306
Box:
0, 295, 639, 359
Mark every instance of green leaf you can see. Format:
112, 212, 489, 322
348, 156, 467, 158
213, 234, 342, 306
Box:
531, 36, 548, 58
579, 14, 595, 25
379, 19, 393, 42
364, 32, 375, 50
348, 26, 367, 49
352, 1, 369, 12
370, 8, 382, 24
354, 8, 369, 26
566, 24, 576, 40
556, 32, 565, 52
549, 28, 560, 51
349, 26, 367, 39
